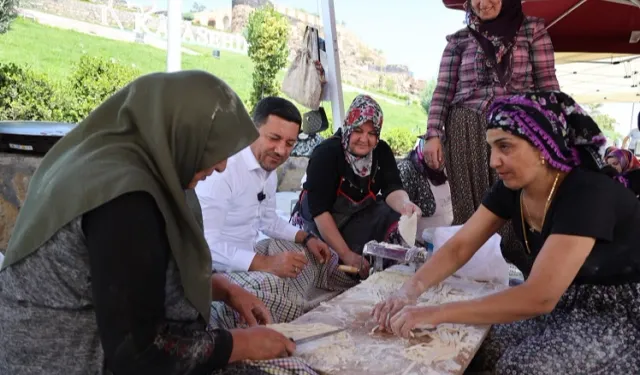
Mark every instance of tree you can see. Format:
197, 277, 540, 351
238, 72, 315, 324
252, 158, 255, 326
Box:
191, 2, 206, 13
584, 103, 622, 141
585, 103, 603, 114
245, 5, 290, 109
592, 112, 621, 142
0, 0, 19, 34
420, 79, 437, 116
584, 102, 617, 133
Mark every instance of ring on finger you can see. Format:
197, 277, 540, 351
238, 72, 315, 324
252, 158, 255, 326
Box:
294, 266, 299, 274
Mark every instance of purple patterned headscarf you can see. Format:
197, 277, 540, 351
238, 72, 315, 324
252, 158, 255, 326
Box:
486, 91, 607, 172
406, 138, 448, 186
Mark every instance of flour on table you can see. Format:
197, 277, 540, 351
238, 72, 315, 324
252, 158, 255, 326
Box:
267, 322, 355, 373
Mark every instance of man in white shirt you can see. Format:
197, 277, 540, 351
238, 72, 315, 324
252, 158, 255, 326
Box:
196, 97, 331, 277
624, 128, 640, 156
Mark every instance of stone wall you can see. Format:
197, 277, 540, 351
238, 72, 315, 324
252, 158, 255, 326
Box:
230, 4, 253, 33
21, 0, 137, 30
276, 157, 308, 192
0, 153, 42, 254
0, 151, 308, 253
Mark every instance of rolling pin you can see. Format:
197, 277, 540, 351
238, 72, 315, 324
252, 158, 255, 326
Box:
337, 265, 360, 274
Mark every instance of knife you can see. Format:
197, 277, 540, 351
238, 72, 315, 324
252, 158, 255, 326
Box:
290, 328, 346, 345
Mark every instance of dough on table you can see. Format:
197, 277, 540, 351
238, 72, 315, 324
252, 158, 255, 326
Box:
267, 322, 342, 341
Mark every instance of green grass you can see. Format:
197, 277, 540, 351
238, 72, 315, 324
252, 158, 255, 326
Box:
0, 18, 427, 132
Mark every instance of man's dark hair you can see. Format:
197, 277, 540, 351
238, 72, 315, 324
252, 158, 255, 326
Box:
252, 97, 302, 129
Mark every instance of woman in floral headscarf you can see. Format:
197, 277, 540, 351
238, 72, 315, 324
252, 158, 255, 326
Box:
374, 92, 640, 374
423, 0, 560, 258
292, 95, 421, 278
604, 147, 640, 198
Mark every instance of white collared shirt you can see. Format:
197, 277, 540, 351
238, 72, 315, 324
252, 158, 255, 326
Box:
195, 147, 299, 272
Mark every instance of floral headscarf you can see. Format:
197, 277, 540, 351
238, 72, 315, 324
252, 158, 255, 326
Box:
487, 91, 607, 172
605, 148, 640, 185
465, 0, 525, 85
341, 95, 383, 177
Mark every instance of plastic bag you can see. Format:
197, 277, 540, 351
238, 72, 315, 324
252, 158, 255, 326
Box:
418, 178, 453, 241
432, 225, 510, 285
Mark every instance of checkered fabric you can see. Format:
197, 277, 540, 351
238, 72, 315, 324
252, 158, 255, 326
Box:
210, 239, 356, 328
209, 239, 357, 374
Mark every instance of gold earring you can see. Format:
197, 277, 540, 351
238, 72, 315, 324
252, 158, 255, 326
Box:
541, 158, 546, 165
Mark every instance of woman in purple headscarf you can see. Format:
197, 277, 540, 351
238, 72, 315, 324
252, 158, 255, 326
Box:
604, 147, 640, 199
422, 0, 560, 257
374, 92, 640, 374
397, 138, 450, 236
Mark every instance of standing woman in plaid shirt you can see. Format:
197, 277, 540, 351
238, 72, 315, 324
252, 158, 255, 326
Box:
423, 0, 559, 253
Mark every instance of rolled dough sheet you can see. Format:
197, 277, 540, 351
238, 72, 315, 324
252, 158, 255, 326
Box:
267, 322, 342, 341
267, 322, 355, 372
398, 212, 418, 246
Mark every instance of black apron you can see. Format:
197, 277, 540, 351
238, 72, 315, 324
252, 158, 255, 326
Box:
294, 162, 400, 255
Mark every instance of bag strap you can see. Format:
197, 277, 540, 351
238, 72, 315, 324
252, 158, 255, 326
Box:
315, 30, 321, 62
305, 27, 321, 62
302, 27, 308, 52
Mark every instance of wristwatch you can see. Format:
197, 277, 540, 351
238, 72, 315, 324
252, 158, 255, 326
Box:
302, 233, 316, 247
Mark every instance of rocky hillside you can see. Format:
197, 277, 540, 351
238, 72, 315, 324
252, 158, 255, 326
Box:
232, 0, 425, 97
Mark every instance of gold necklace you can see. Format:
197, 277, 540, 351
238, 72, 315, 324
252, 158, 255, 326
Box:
520, 172, 560, 254
522, 199, 538, 232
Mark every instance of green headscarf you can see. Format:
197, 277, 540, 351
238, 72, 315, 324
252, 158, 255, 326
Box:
0, 70, 258, 321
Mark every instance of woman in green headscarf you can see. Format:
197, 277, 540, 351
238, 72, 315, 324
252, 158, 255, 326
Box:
0, 71, 296, 375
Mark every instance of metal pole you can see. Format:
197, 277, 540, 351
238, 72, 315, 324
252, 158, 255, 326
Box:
544, 0, 587, 30
630, 102, 636, 132
320, 0, 345, 129
166, 0, 182, 72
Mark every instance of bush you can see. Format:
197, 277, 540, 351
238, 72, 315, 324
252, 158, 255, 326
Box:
245, 5, 290, 109
0, 63, 64, 121
382, 127, 418, 156
318, 127, 335, 140
0, 57, 141, 123
66, 55, 141, 122
420, 79, 437, 115
0, 0, 19, 34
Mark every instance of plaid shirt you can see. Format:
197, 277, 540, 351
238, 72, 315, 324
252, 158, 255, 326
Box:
426, 16, 560, 139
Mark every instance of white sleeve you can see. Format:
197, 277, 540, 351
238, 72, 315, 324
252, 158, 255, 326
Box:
196, 175, 256, 272
259, 175, 299, 242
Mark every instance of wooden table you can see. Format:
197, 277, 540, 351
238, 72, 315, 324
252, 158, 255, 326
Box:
285, 266, 506, 375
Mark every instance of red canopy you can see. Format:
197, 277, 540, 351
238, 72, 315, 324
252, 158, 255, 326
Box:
442, 0, 640, 54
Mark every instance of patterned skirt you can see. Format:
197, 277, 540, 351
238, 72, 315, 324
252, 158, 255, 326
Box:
444, 106, 523, 256
467, 282, 640, 374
